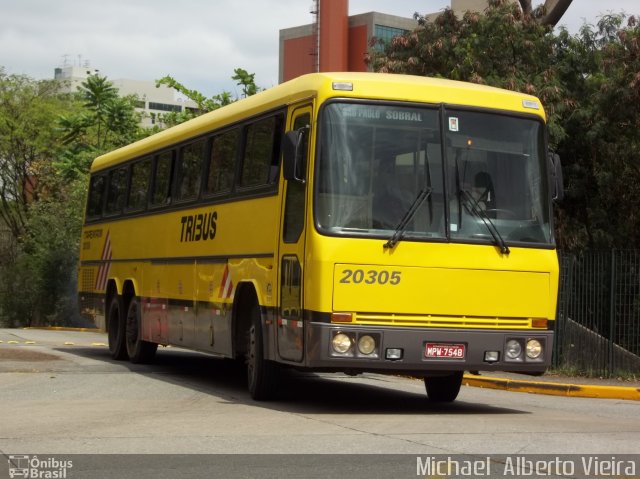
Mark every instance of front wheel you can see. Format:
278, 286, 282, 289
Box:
246, 303, 279, 400
125, 297, 158, 364
424, 371, 463, 402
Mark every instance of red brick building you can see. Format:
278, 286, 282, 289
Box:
278, 0, 417, 83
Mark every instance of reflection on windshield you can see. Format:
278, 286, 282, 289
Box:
316, 102, 552, 246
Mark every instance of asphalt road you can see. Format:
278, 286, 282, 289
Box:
1, 328, 639, 478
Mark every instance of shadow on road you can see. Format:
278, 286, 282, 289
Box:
56, 345, 528, 416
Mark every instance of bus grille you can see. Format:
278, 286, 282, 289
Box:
81, 268, 95, 292
352, 313, 539, 329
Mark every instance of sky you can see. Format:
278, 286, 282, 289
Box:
1, 1, 638, 98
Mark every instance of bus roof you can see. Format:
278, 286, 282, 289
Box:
91, 72, 546, 173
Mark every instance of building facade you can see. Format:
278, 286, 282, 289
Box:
54, 65, 198, 128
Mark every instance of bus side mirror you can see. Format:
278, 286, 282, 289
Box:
283, 126, 309, 183
549, 152, 564, 202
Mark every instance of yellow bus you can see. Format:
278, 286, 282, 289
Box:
78, 72, 561, 402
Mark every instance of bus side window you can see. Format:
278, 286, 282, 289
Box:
151, 151, 174, 206
206, 128, 238, 196
126, 156, 152, 211
239, 115, 283, 188
86, 175, 106, 219
104, 166, 128, 216
176, 139, 206, 201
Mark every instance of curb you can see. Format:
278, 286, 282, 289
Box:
463, 374, 640, 401
22, 327, 100, 333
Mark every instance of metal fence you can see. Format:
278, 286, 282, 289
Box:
555, 250, 640, 376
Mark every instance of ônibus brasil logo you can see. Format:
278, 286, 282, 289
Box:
8, 455, 73, 479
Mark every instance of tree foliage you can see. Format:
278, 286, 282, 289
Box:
554, 15, 640, 249
0, 70, 74, 240
368, 1, 640, 250
0, 71, 142, 326
155, 67, 261, 126
57, 74, 142, 179
517, 0, 573, 26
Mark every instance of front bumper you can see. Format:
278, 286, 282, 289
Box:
305, 322, 553, 375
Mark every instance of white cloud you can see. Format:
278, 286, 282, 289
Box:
0, 0, 637, 97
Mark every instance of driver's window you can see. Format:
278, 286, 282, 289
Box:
283, 111, 310, 243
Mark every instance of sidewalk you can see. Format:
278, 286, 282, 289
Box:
463, 371, 640, 401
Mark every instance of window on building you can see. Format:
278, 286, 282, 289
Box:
373, 25, 408, 51
148, 102, 182, 112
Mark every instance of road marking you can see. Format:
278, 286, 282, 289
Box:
7, 341, 19, 344
25, 341, 36, 344
63, 342, 75, 346
91, 342, 107, 347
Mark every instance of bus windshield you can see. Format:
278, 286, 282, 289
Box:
316, 102, 552, 246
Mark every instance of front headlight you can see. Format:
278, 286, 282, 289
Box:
526, 339, 543, 359
357, 335, 376, 355
505, 339, 523, 360
332, 332, 353, 354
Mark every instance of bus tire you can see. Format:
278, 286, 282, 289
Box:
424, 371, 463, 402
107, 295, 127, 360
125, 297, 158, 364
246, 303, 278, 400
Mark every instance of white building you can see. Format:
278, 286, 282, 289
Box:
54, 65, 198, 128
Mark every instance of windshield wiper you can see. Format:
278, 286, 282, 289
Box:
460, 190, 510, 255
384, 187, 432, 250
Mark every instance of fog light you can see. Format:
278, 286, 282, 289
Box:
484, 351, 499, 363
505, 339, 523, 360
357, 335, 376, 355
332, 333, 353, 354
386, 348, 403, 360
526, 339, 543, 359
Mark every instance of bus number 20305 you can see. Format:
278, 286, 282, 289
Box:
339, 269, 402, 285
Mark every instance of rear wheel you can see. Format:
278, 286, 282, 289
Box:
246, 302, 278, 400
125, 297, 157, 364
107, 295, 127, 360
424, 371, 463, 402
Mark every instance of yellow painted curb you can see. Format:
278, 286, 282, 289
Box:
463, 374, 640, 401
23, 327, 99, 333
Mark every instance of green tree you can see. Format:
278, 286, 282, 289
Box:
0, 70, 74, 240
1, 70, 142, 327
155, 68, 260, 126
57, 74, 142, 179
2, 178, 86, 327
231, 68, 260, 98
60, 75, 141, 148
517, 0, 573, 26
0, 70, 85, 326
554, 14, 640, 249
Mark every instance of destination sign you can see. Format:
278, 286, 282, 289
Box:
339, 105, 433, 124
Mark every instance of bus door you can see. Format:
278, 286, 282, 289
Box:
277, 105, 312, 362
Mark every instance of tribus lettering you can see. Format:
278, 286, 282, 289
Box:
180, 211, 217, 242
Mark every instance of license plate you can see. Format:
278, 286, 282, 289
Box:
424, 343, 466, 359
